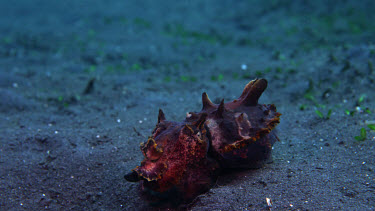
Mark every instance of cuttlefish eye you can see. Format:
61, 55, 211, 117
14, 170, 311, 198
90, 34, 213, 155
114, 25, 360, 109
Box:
197, 131, 202, 139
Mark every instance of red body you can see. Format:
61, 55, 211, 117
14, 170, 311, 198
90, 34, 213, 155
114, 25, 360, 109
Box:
125, 79, 281, 204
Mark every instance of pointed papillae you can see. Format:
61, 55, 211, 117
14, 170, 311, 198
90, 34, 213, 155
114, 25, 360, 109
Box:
215, 99, 225, 117
157, 109, 166, 123
238, 78, 268, 106
202, 92, 215, 110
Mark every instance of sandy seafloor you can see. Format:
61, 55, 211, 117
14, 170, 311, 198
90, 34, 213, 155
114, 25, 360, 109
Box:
0, 0, 375, 210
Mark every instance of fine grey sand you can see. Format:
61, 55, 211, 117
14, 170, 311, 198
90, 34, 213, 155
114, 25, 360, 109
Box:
0, 1, 374, 210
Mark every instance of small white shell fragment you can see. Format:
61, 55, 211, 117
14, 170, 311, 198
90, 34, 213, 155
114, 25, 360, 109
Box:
266, 197, 273, 207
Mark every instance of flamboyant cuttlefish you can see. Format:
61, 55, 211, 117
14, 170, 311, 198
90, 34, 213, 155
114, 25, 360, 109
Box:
125, 78, 281, 205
